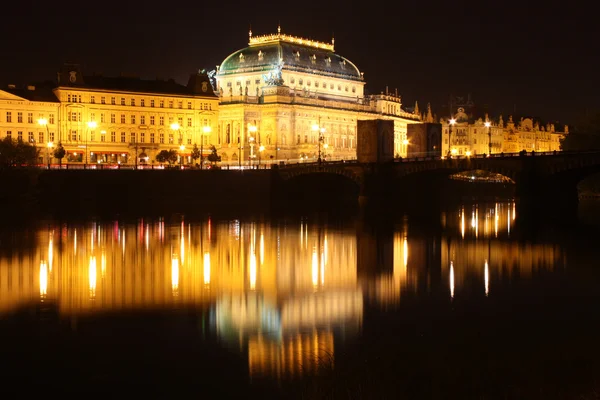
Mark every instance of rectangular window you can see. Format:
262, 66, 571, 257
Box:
159, 133, 164, 144
150, 133, 155, 143
121, 132, 126, 143
130, 133, 136, 143
90, 112, 96, 122
150, 116, 155, 125
49, 114, 54, 124
111, 114, 116, 123
111, 132, 116, 142
100, 131, 105, 142
18, 131, 23, 141
6, 112, 11, 123
140, 115, 146, 124
100, 113, 105, 123
160, 100, 164, 108
6, 131, 11, 139
120, 114, 125, 124
110, 97, 115, 105
17, 112, 23, 123
49, 132, 54, 142
121, 98, 125, 106
187, 136, 191, 145
140, 132, 145, 143
131, 115, 136, 124
70, 130, 76, 141
151, 100, 155, 107
130, 99, 135, 106
90, 132, 95, 142
38, 132, 44, 143
187, 117, 192, 127
178, 117, 183, 126
141, 99, 145, 107
78, 95, 82, 103
178, 101, 182, 109
168, 133, 173, 143
78, 112, 81, 122
27, 113, 33, 124
102, 97, 106, 104
28, 132, 34, 143
90, 96, 95, 104
67, 94, 71, 102
159, 116, 164, 125
169, 101, 173, 108
187, 102, 192, 109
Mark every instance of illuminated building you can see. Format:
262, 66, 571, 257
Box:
0, 84, 59, 163
0, 64, 218, 166
439, 107, 566, 156
214, 26, 421, 163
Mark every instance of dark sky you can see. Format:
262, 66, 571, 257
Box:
2, 0, 597, 125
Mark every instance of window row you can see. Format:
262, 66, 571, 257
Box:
64, 131, 204, 145
69, 94, 213, 110
4, 112, 55, 124
3, 131, 55, 143
69, 113, 211, 128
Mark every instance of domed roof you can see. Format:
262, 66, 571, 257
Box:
218, 31, 363, 82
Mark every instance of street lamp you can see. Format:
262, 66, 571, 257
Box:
179, 144, 185, 168
448, 118, 456, 157
485, 121, 492, 156
201, 125, 211, 169
86, 121, 97, 168
38, 118, 51, 168
248, 125, 257, 169
312, 122, 326, 164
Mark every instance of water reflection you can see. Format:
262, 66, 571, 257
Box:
0, 201, 565, 381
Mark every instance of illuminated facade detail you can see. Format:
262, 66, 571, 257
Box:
0, 64, 219, 166
440, 108, 566, 156
215, 28, 420, 163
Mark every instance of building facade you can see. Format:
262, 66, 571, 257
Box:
214, 27, 420, 164
439, 107, 566, 156
0, 64, 219, 167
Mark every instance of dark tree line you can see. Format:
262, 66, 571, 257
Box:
0, 138, 39, 168
561, 111, 600, 151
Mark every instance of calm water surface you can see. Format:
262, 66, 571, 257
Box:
1, 202, 600, 398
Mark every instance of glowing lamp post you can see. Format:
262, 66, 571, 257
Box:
179, 144, 185, 168
484, 121, 492, 156
248, 125, 257, 169
38, 118, 51, 168
312, 122, 326, 164
86, 121, 97, 167
201, 125, 211, 169
448, 118, 456, 157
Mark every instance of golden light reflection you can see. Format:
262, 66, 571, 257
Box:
74, 229, 77, 254
312, 246, 318, 288
494, 203, 499, 238
450, 261, 455, 299
484, 259, 489, 296
171, 256, 179, 294
250, 249, 257, 290
89, 256, 97, 298
260, 233, 264, 265
145, 225, 149, 251
39, 261, 48, 297
48, 234, 53, 272
403, 237, 408, 269
101, 252, 106, 277
461, 208, 465, 239
203, 252, 211, 285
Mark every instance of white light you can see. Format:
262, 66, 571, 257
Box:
484, 260, 489, 296
203, 252, 211, 285
40, 261, 48, 297
484, 121, 491, 128
449, 118, 456, 125
450, 261, 455, 299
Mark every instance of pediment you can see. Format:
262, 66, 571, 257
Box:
0, 90, 27, 101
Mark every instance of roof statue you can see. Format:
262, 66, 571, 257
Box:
425, 103, 434, 123
414, 100, 420, 116
262, 59, 285, 86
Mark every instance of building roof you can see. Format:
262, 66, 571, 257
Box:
56, 64, 217, 97
218, 31, 362, 82
3, 84, 59, 102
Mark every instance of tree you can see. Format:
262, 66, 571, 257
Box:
191, 143, 201, 165
0, 137, 38, 168
156, 149, 178, 165
207, 145, 221, 164
561, 111, 600, 151
53, 142, 66, 167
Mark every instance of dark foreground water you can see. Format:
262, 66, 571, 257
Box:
1, 201, 600, 399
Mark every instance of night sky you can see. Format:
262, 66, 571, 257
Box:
2, 0, 597, 125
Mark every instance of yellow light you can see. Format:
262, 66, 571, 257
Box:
312, 247, 318, 288
38, 118, 48, 126
259, 145, 265, 152
451, 148, 458, 155
170, 122, 180, 131
89, 256, 97, 298
484, 121, 491, 128
465, 151, 472, 157
203, 126, 212, 133
250, 250, 257, 290
171, 257, 179, 294
449, 118, 456, 125
203, 252, 211, 285
179, 145, 185, 151
484, 260, 489, 296
311, 124, 320, 131
248, 125, 257, 133
323, 143, 329, 149
260, 233, 264, 265
47, 142, 53, 148
450, 261, 455, 299
87, 121, 97, 129
403, 237, 408, 269
402, 139, 409, 145
48, 235, 53, 272
40, 261, 48, 297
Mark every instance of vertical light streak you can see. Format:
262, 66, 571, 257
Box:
48, 234, 53, 273
172, 257, 179, 294
507, 208, 511, 235
403, 237, 408, 270
260, 233, 264, 265
320, 250, 325, 285
484, 259, 489, 296
494, 203, 499, 238
39, 261, 48, 297
101, 251, 106, 277
475, 207, 479, 238
122, 229, 125, 255
145, 225, 149, 251
300, 222, 303, 247
203, 252, 211, 285
89, 256, 97, 298
324, 235, 328, 265
461, 208, 465, 239
250, 249, 257, 290
512, 202, 516, 220
312, 246, 318, 288
450, 261, 455, 299
74, 229, 77, 255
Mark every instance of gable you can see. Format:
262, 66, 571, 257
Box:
0, 90, 27, 101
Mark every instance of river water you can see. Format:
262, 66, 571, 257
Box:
1, 201, 599, 398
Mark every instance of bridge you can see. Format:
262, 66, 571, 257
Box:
274, 151, 600, 214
